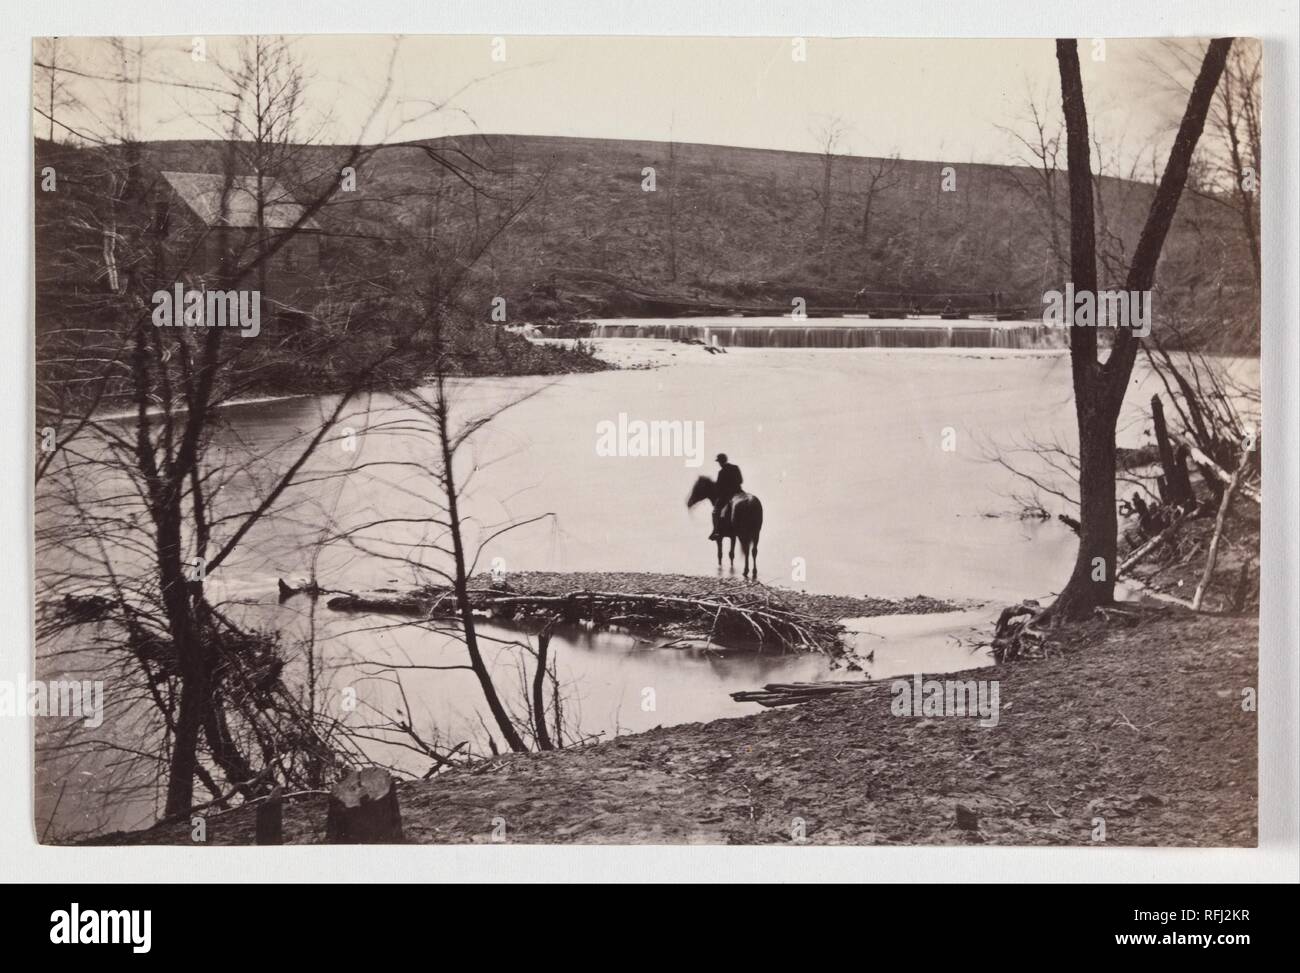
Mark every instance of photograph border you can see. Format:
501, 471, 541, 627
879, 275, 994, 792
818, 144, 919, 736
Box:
4, 0, 1295, 883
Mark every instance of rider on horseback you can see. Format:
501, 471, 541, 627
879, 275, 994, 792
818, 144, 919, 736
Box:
708, 453, 744, 541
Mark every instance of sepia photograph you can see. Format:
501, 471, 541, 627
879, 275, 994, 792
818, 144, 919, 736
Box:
26, 30, 1268, 852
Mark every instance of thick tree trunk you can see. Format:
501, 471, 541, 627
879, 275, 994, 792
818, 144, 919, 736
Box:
165, 673, 203, 815
1054, 399, 1120, 616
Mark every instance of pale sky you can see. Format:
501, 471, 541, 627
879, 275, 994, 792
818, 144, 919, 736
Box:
36, 34, 1214, 168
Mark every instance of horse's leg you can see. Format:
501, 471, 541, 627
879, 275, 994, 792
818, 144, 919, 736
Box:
752, 535, 759, 578
729, 536, 736, 571
716, 536, 723, 571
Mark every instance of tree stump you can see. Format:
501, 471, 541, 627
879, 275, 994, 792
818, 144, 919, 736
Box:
325, 768, 404, 843
255, 785, 283, 845
1151, 395, 1193, 507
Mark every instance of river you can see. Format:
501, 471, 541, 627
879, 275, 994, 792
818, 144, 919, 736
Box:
33, 323, 1259, 836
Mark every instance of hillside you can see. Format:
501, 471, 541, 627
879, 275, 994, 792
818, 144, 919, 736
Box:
155, 133, 1257, 343
34, 133, 1259, 404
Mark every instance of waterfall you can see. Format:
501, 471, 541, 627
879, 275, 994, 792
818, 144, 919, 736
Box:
590, 318, 1052, 350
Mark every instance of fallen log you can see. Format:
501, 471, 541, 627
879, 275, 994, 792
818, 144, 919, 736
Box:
731, 680, 875, 708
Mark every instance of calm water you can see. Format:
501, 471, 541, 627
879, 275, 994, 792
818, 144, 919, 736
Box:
212, 346, 1087, 600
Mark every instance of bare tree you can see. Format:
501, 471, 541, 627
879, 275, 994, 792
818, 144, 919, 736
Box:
32, 37, 431, 818
1048, 37, 1232, 620
998, 89, 1068, 288
1151, 39, 1261, 286
859, 152, 900, 250
810, 116, 848, 254
324, 159, 574, 756
33, 37, 77, 142
664, 138, 681, 282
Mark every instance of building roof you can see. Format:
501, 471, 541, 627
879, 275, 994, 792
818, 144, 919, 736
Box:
160, 171, 322, 231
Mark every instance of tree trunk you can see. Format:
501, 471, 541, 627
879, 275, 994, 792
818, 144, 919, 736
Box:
1055, 397, 1120, 615
1051, 37, 1232, 620
532, 627, 555, 751
820, 155, 833, 253
435, 381, 529, 753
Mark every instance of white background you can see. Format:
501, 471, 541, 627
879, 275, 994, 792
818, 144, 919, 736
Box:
2, 0, 1296, 883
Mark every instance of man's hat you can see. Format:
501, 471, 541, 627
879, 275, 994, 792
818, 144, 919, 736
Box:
716, 453, 728, 463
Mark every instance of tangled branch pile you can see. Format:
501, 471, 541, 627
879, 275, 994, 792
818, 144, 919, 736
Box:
327, 579, 848, 654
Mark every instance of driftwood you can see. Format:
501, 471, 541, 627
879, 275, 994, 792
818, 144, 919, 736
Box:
1176, 434, 1260, 504
1118, 574, 1195, 610
325, 768, 404, 844
732, 680, 875, 708
1192, 454, 1248, 611
1114, 514, 1199, 610
327, 586, 845, 654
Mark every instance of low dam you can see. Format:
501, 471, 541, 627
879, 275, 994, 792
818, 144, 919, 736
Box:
590, 316, 1056, 350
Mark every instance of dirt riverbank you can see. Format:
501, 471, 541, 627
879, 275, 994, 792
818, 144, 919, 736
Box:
95, 603, 1256, 847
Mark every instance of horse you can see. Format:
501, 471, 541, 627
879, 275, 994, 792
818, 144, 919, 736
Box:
687, 476, 763, 578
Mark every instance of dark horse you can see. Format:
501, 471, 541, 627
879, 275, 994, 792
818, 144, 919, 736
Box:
687, 476, 763, 578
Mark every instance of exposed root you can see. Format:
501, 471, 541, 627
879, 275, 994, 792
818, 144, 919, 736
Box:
991, 599, 1050, 663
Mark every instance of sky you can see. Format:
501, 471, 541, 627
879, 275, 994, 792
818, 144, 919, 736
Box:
35, 34, 1217, 169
